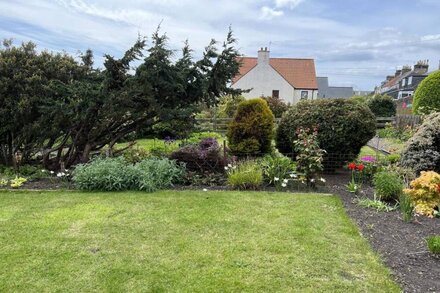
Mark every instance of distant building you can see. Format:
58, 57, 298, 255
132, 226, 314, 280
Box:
317, 77, 354, 99
375, 60, 430, 99
353, 90, 373, 96
231, 48, 318, 104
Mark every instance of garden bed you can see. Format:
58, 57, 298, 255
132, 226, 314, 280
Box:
325, 172, 440, 293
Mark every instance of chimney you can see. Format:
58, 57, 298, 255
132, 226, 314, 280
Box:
258, 47, 270, 65
401, 65, 411, 75
394, 69, 402, 77
413, 60, 429, 74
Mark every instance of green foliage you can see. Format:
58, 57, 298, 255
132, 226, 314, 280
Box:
427, 236, 440, 254
217, 95, 246, 118
260, 96, 289, 118
413, 70, 440, 114
276, 99, 376, 169
356, 197, 396, 212
227, 160, 263, 190
10, 177, 27, 189
399, 194, 413, 222
367, 95, 396, 117
373, 171, 404, 200
377, 123, 415, 142
293, 128, 325, 186
186, 132, 223, 144
400, 112, 440, 173
227, 98, 274, 155
350, 95, 372, 105
260, 154, 296, 185
73, 157, 184, 192
0, 28, 241, 169
122, 147, 150, 163
386, 153, 401, 165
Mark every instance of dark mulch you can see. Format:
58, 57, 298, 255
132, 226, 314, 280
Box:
325, 172, 440, 293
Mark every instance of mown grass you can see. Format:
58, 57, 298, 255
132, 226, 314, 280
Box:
0, 190, 399, 292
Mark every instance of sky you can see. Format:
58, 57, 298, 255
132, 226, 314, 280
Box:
1, 0, 439, 90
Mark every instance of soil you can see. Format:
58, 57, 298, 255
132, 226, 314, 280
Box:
2, 173, 439, 292
325, 171, 440, 293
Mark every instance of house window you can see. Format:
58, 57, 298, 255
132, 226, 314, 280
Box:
408, 76, 413, 85
402, 78, 406, 87
272, 90, 279, 98
301, 91, 309, 100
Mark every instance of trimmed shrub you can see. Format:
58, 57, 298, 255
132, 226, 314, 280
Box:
373, 171, 404, 200
227, 98, 274, 155
73, 157, 184, 192
427, 236, 440, 255
413, 70, 440, 115
400, 113, 440, 173
367, 95, 396, 117
170, 138, 226, 173
227, 160, 263, 190
404, 171, 440, 217
261, 96, 289, 118
276, 99, 376, 169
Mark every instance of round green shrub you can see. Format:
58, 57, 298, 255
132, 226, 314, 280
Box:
227, 98, 274, 155
367, 95, 396, 117
261, 96, 289, 118
400, 112, 440, 173
413, 70, 440, 115
373, 171, 404, 200
276, 99, 376, 168
427, 236, 440, 255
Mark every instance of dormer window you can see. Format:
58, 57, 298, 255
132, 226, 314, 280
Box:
408, 76, 413, 85
402, 78, 406, 87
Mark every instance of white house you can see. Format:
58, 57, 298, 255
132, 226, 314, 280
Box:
231, 48, 318, 104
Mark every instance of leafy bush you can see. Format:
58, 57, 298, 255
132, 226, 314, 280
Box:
170, 138, 226, 173
10, 176, 27, 188
400, 113, 440, 173
373, 171, 404, 200
122, 147, 150, 163
377, 123, 415, 142
293, 128, 324, 187
217, 95, 246, 118
260, 153, 296, 185
73, 157, 184, 192
186, 132, 223, 144
261, 96, 289, 118
356, 197, 396, 212
227, 98, 274, 155
404, 171, 440, 217
227, 160, 263, 190
276, 99, 376, 169
427, 236, 440, 255
367, 95, 396, 117
413, 70, 440, 114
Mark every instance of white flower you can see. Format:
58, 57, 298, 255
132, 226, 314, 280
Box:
224, 166, 229, 170
290, 173, 297, 178
57, 173, 62, 177
232, 166, 237, 169
281, 183, 287, 187
41, 169, 46, 172
203, 188, 208, 192
320, 178, 326, 183
274, 177, 279, 181
50, 171, 54, 174
283, 179, 288, 183
310, 178, 315, 183
228, 164, 232, 168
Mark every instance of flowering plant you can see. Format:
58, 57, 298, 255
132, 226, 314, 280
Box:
346, 163, 365, 193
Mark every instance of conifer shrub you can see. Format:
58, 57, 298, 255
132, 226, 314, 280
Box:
227, 98, 274, 155
400, 113, 440, 173
276, 99, 376, 169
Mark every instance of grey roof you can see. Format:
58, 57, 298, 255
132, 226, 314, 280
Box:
317, 77, 354, 99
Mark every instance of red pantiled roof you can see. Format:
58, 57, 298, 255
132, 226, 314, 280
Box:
232, 57, 318, 89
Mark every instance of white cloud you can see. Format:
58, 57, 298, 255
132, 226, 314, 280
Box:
260, 6, 284, 20
275, 0, 304, 9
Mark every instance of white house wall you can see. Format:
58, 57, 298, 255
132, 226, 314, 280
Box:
232, 63, 317, 104
232, 63, 296, 104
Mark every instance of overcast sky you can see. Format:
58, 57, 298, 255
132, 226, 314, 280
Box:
1, 0, 439, 90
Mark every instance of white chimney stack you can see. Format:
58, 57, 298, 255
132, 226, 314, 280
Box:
258, 47, 270, 65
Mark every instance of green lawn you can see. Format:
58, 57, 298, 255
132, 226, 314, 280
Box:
0, 190, 399, 292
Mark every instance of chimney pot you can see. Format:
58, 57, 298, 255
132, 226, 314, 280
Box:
257, 48, 270, 65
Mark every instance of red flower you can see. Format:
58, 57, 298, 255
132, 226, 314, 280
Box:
348, 163, 356, 170
357, 164, 365, 171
